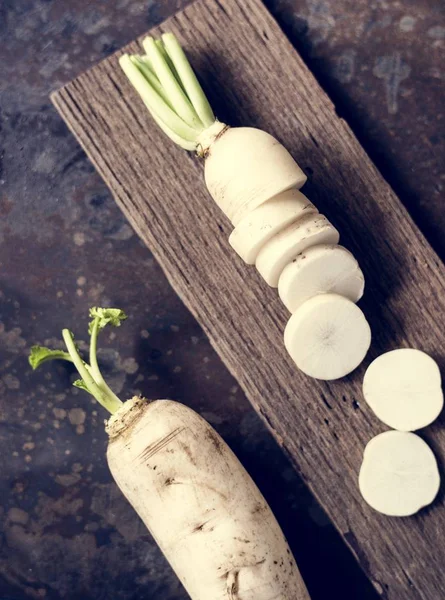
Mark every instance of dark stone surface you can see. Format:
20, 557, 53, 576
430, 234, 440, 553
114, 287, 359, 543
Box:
0, 1, 443, 599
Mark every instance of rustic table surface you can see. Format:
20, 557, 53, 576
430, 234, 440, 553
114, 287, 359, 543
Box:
1, 1, 443, 600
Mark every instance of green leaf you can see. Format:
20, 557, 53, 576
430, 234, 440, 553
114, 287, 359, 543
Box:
29, 346, 73, 370
73, 379, 90, 393
88, 307, 127, 335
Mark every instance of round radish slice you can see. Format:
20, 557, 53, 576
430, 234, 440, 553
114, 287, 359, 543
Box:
284, 294, 371, 380
278, 244, 365, 313
229, 189, 317, 265
359, 431, 440, 517
256, 214, 339, 287
363, 349, 443, 431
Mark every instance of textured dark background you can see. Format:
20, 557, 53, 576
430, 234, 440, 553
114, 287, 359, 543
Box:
0, 1, 443, 599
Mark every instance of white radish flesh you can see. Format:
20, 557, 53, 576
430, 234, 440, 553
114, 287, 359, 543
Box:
284, 293, 371, 380
229, 189, 317, 264
256, 214, 340, 287
107, 397, 311, 600
359, 431, 440, 517
362, 348, 443, 431
278, 244, 365, 313
200, 126, 307, 223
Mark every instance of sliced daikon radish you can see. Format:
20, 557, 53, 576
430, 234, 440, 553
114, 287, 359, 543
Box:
284, 293, 371, 380
256, 214, 339, 287
363, 349, 443, 431
229, 189, 318, 265
359, 431, 440, 517
278, 244, 365, 313
203, 127, 307, 223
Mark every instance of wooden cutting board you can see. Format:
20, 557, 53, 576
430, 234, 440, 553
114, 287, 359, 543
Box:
52, 0, 445, 597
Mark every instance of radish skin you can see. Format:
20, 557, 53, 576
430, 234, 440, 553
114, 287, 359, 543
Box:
256, 214, 340, 287
278, 245, 365, 313
107, 397, 311, 600
229, 189, 317, 264
198, 126, 307, 223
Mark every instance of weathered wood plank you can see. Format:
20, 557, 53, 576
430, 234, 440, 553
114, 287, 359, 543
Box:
52, 0, 445, 598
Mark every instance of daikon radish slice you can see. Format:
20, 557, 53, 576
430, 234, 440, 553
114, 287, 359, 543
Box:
359, 430, 440, 516
284, 293, 371, 380
363, 349, 443, 431
229, 189, 317, 265
278, 244, 364, 312
256, 214, 339, 287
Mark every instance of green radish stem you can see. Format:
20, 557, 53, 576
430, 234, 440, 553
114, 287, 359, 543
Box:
129, 56, 172, 107
161, 33, 215, 128
143, 36, 202, 129
119, 33, 217, 151
88, 318, 123, 410
120, 54, 198, 149
154, 38, 186, 95
29, 307, 127, 414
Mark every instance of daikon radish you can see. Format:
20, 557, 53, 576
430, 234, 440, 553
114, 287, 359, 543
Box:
200, 125, 307, 222
278, 245, 365, 313
229, 189, 317, 264
256, 214, 339, 287
108, 398, 311, 600
359, 431, 440, 517
362, 348, 443, 431
119, 34, 306, 222
284, 294, 371, 380
30, 308, 311, 600
119, 32, 371, 381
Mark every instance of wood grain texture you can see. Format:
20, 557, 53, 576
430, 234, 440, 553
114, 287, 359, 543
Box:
51, 0, 445, 598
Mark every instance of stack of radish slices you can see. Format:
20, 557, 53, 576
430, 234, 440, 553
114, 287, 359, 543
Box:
359, 349, 443, 516
228, 185, 369, 380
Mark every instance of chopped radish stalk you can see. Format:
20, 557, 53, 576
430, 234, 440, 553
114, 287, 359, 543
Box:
284, 294, 371, 380
362, 349, 443, 431
256, 214, 339, 287
359, 431, 440, 517
229, 189, 317, 264
199, 127, 307, 223
278, 244, 365, 313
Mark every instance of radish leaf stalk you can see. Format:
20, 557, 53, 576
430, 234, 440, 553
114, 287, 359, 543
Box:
142, 36, 201, 129
28, 307, 126, 414
119, 33, 216, 153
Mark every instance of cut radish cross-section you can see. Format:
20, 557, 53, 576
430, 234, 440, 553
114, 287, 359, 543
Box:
229, 189, 317, 265
359, 430, 440, 517
256, 214, 339, 287
284, 293, 371, 380
363, 348, 443, 431
278, 244, 365, 313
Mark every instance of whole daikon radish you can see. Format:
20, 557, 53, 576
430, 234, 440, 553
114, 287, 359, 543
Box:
119, 34, 307, 223
108, 397, 310, 600
30, 307, 311, 600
